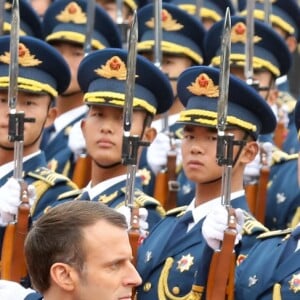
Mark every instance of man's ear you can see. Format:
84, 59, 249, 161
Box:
45, 107, 57, 128
49, 263, 78, 292
143, 127, 157, 143
241, 141, 259, 164
286, 35, 297, 53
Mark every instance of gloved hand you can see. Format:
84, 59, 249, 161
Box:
0, 280, 35, 300
68, 120, 87, 162
243, 152, 261, 184
146, 132, 182, 175
0, 178, 36, 225
116, 206, 149, 238
202, 206, 244, 250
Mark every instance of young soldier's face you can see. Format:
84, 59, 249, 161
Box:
0, 90, 55, 152
81, 105, 148, 168
71, 220, 142, 300
181, 125, 251, 184
52, 42, 84, 97
141, 53, 193, 96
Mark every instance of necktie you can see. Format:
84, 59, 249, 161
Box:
40, 124, 55, 150
167, 210, 193, 250
79, 190, 90, 201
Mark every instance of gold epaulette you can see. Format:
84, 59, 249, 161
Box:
28, 167, 75, 187
272, 149, 298, 164
277, 91, 297, 114
243, 211, 269, 235
257, 228, 292, 239
166, 205, 188, 217
134, 191, 166, 216
57, 189, 82, 200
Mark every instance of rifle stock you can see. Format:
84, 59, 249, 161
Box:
71, 154, 92, 188
206, 210, 236, 300
1, 182, 30, 282
153, 168, 168, 207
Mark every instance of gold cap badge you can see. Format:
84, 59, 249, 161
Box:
0, 43, 42, 67
231, 22, 262, 44
146, 9, 184, 31
187, 73, 219, 97
56, 2, 86, 24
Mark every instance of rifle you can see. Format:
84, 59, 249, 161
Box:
121, 11, 149, 299
71, 0, 96, 187
152, 0, 179, 210
206, 9, 237, 300
0, 0, 33, 283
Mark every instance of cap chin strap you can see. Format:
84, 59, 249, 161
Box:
202, 132, 249, 185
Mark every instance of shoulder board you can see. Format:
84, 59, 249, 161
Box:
166, 205, 188, 217
134, 191, 161, 207
28, 167, 71, 185
57, 189, 82, 200
257, 228, 292, 240
243, 211, 269, 235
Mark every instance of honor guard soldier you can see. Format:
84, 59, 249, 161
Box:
204, 100, 300, 298
238, 0, 300, 154
204, 16, 300, 229
0, 35, 78, 243
53, 48, 173, 231
169, 0, 236, 30
40, 0, 122, 179
136, 65, 276, 300
137, 2, 206, 206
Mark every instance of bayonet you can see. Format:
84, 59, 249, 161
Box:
83, 0, 96, 56
116, 0, 130, 49
245, 0, 255, 86
264, 0, 272, 26
216, 7, 232, 211
153, 0, 162, 70
195, 0, 203, 19
8, 0, 34, 180
0, 0, 6, 36
122, 11, 149, 209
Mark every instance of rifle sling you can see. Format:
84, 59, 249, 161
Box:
166, 151, 179, 210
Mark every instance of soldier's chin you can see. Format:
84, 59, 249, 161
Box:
0, 143, 14, 151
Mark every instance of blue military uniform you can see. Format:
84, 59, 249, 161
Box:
56, 176, 165, 231
235, 227, 300, 299
265, 149, 299, 230
40, 0, 122, 178
136, 65, 277, 299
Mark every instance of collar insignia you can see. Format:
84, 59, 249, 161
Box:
289, 273, 300, 293
177, 254, 194, 272
248, 275, 259, 287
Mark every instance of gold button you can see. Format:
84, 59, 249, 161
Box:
172, 286, 180, 295
143, 282, 152, 292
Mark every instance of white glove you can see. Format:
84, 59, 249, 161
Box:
116, 206, 149, 238
0, 178, 36, 225
0, 280, 35, 300
202, 206, 244, 250
146, 132, 182, 175
68, 120, 86, 161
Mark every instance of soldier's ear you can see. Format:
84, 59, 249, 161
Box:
49, 262, 77, 292
45, 106, 57, 128
241, 141, 259, 164
144, 127, 157, 143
